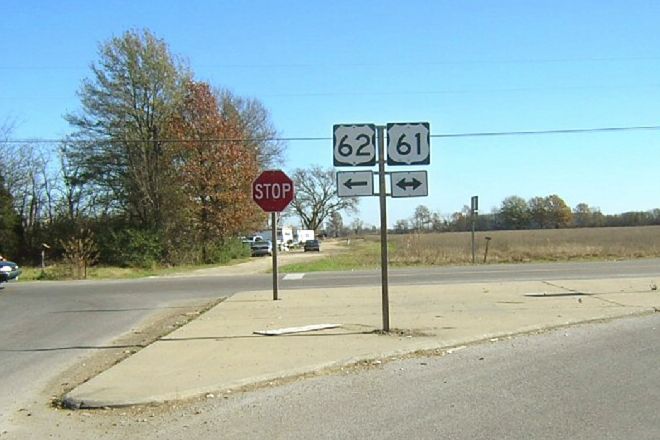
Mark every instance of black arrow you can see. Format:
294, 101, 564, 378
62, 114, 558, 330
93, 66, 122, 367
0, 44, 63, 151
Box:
344, 178, 368, 189
396, 178, 422, 191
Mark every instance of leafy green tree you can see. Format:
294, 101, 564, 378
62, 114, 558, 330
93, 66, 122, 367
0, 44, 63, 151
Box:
498, 196, 530, 230
65, 29, 190, 229
573, 203, 592, 227
529, 196, 550, 228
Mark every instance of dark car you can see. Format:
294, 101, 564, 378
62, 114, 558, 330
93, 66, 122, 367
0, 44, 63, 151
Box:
304, 239, 320, 252
0, 260, 22, 283
251, 240, 273, 257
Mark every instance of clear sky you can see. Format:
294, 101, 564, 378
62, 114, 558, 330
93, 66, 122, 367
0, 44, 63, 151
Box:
2, 0, 660, 227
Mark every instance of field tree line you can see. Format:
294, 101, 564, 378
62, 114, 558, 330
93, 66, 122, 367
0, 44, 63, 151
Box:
393, 195, 660, 234
0, 29, 355, 275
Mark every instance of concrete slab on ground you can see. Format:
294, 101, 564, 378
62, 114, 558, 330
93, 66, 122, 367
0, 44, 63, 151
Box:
64, 277, 659, 408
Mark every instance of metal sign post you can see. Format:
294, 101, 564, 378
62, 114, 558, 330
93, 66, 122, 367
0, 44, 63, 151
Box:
377, 125, 390, 332
271, 212, 279, 300
252, 170, 295, 301
333, 122, 431, 332
471, 196, 478, 264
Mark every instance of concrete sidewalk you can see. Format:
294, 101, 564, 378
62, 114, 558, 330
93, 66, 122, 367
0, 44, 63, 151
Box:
63, 277, 660, 408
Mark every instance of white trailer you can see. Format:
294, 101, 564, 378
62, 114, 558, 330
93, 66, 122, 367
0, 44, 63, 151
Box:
259, 227, 294, 250
295, 229, 315, 244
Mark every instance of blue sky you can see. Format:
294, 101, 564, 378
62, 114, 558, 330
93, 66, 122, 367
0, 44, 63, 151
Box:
2, 0, 660, 227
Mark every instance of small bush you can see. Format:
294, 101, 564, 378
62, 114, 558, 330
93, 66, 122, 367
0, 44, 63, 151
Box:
101, 228, 165, 268
206, 239, 251, 264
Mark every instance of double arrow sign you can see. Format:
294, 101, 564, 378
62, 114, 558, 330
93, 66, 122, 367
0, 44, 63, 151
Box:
336, 170, 428, 198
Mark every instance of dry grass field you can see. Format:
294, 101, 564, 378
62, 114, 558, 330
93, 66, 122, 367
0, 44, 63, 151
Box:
377, 225, 660, 266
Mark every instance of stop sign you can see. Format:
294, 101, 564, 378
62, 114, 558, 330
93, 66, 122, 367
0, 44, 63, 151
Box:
252, 170, 295, 212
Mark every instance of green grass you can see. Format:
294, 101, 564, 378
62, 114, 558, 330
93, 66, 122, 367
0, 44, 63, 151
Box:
280, 239, 383, 272
18, 257, 252, 282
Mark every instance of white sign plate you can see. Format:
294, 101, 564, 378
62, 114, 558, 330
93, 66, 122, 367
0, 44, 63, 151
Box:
386, 122, 430, 165
390, 171, 428, 198
333, 124, 377, 166
336, 171, 374, 197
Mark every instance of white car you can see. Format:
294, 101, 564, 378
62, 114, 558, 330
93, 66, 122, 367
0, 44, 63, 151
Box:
0, 260, 22, 283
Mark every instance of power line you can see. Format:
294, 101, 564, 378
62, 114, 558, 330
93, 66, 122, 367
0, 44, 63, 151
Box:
431, 125, 660, 138
2, 124, 660, 145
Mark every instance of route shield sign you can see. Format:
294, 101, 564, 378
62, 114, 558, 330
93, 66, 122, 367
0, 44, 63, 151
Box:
386, 122, 430, 166
390, 171, 428, 198
336, 171, 374, 197
333, 124, 377, 166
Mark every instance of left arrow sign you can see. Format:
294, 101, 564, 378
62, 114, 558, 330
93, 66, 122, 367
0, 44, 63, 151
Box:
344, 178, 369, 189
337, 171, 374, 197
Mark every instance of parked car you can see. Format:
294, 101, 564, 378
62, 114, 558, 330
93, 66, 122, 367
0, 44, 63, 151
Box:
0, 260, 22, 283
304, 239, 320, 252
250, 240, 273, 257
241, 235, 264, 246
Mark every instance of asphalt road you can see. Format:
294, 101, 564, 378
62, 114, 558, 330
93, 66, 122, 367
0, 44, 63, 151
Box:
194, 313, 660, 440
0, 258, 658, 431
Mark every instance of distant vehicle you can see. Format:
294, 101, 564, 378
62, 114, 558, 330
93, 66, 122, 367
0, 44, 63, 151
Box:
250, 240, 273, 257
304, 239, 320, 252
0, 260, 22, 284
242, 235, 264, 246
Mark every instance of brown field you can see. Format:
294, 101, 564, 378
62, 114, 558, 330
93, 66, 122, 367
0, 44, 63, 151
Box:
365, 226, 660, 266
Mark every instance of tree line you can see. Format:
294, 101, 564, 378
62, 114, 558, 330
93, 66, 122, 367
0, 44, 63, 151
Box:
0, 29, 288, 271
395, 194, 660, 233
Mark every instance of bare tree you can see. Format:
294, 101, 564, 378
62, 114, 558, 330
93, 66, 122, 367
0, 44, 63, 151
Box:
216, 89, 286, 169
290, 166, 358, 232
411, 205, 432, 231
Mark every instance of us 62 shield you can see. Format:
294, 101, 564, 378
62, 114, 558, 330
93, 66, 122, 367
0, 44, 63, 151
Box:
333, 124, 377, 166
386, 122, 430, 166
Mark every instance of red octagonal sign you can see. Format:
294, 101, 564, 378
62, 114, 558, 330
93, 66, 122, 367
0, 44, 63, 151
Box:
252, 170, 295, 212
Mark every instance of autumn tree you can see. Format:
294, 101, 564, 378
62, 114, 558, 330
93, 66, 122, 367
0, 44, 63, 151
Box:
545, 194, 572, 228
168, 80, 261, 262
65, 29, 189, 229
290, 166, 358, 232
